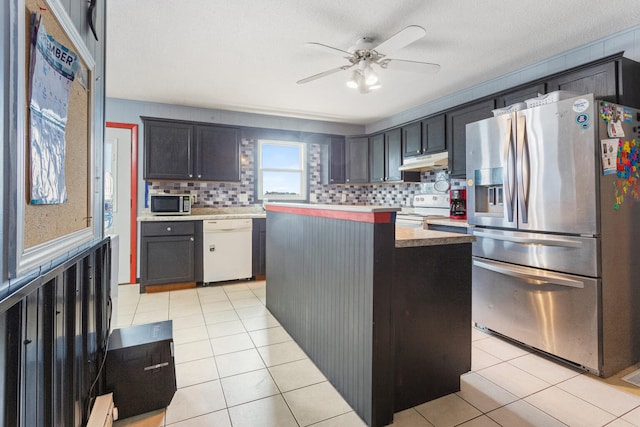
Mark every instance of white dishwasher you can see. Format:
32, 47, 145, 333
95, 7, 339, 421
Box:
203, 218, 253, 283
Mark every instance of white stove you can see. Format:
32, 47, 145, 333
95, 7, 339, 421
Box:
397, 183, 450, 228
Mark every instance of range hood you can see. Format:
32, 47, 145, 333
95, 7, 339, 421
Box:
398, 151, 449, 172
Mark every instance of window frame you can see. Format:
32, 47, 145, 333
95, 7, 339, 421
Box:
256, 139, 308, 202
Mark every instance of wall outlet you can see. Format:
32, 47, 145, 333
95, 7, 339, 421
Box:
239, 193, 248, 203
341, 193, 347, 202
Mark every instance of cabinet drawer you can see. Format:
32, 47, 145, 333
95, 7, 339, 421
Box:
142, 221, 195, 236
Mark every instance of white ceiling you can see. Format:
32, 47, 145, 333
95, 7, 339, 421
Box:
105, 1, 640, 126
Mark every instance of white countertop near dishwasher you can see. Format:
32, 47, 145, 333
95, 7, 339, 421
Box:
138, 206, 266, 222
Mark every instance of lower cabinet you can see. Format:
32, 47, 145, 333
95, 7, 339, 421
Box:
252, 218, 266, 277
140, 221, 200, 292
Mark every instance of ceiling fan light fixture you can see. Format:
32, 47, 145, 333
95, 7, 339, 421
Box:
346, 63, 380, 93
363, 63, 378, 85
346, 70, 360, 89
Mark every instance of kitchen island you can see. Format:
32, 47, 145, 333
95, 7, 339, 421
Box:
265, 203, 474, 427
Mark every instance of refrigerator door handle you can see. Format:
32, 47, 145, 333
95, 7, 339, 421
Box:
503, 117, 515, 222
473, 230, 583, 248
473, 259, 584, 289
516, 115, 529, 223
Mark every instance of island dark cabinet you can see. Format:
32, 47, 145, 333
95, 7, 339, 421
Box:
196, 125, 240, 181
143, 117, 240, 182
402, 114, 445, 159
446, 99, 495, 177
252, 218, 266, 277
143, 120, 194, 180
140, 221, 200, 292
345, 136, 369, 183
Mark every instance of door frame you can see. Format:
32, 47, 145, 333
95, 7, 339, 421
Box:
106, 122, 138, 285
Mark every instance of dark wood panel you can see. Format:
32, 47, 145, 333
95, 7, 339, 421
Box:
266, 212, 394, 426
393, 244, 472, 410
252, 218, 266, 277
0, 240, 110, 427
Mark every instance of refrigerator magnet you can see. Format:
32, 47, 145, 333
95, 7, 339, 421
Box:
601, 139, 618, 175
576, 113, 590, 130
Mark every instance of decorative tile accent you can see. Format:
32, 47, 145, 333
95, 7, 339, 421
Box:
149, 140, 465, 208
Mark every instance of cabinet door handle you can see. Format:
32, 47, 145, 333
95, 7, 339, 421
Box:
190, 237, 194, 242
197, 174, 201, 178
416, 150, 420, 153
166, 227, 172, 232
189, 174, 193, 178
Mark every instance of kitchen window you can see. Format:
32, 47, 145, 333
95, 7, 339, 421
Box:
257, 140, 307, 201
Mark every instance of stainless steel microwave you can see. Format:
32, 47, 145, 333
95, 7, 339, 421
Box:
149, 193, 192, 215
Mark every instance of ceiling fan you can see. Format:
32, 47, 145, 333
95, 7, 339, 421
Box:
297, 25, 440, 94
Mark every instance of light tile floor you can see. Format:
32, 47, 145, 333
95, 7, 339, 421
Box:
113, 281, 640, 427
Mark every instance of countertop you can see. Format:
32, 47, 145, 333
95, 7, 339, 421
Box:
138, 207, 266, 222
395, 226, 475, 248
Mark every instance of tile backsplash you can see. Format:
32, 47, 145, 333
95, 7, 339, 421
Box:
148, 140, 465, 208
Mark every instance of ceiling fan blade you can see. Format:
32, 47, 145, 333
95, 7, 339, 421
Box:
373, 25, 426, 54
306, 42, 353, 58
380, 58, 440, 74
297, 64, 354, 84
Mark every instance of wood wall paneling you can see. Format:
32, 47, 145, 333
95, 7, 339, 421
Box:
266, 212, 394, 426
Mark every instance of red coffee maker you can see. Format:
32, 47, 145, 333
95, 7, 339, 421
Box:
450, 189, 467, 220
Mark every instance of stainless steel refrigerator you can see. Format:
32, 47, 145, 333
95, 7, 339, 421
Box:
466, 93, 640, 377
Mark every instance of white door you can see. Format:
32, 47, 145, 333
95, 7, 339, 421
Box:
105, 127, 132, 284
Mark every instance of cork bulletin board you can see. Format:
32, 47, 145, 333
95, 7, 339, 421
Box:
23, 0, 91, 249
10, 0, 97, 278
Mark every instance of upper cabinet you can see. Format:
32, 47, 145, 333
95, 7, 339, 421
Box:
370, 129, 420, 183
496, 83, 546, 108
329, 136, 346, 184
369, 133, 385, 183
402, 114, 446, 159
196, 125, 240, 181
446, 99, 496, 178
319, 136, 346, 185
345, 137, 369, 184
385, 128, 404, 182
546, 61, 617, 101
143, 119, 195, 180
143, 118, 240, 181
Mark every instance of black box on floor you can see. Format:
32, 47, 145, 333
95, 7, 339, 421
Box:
105, 320, 177, 419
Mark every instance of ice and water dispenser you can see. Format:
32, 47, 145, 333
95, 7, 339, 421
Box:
473, 167, 505, 215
